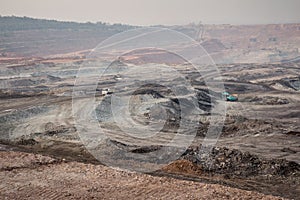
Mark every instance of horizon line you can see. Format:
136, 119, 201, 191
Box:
1, 15, 300, 27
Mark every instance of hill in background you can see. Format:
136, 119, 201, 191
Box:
0, 16, 299, 64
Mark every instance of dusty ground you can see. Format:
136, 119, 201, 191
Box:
0, 150, 286, 200
0, 22, 299, 199
0, 55, 299, 199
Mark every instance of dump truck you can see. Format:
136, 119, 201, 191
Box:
222, 92, 238, 102
99, 88, 113, 96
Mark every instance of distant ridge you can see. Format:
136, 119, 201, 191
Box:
0, 16, 135, 31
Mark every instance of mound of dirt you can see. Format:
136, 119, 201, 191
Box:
279, 77, 300, 91
162, 159, 203, 176
183, 146, 300, 177
160, 147, 300, 199
221, 116, 277, 136
201, 39, 227, 53
243, 96, 289, 105
44, 122, 69, 136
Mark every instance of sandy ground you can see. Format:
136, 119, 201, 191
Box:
0, 151, 286, 200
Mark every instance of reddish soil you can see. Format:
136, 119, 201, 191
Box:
0, 151, 285, 200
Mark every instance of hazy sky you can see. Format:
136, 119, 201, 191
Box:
1, 0, 300, 25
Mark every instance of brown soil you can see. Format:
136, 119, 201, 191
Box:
0, 151, 285, 200
2, 141, 298, 199
162, 159, 203, 176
